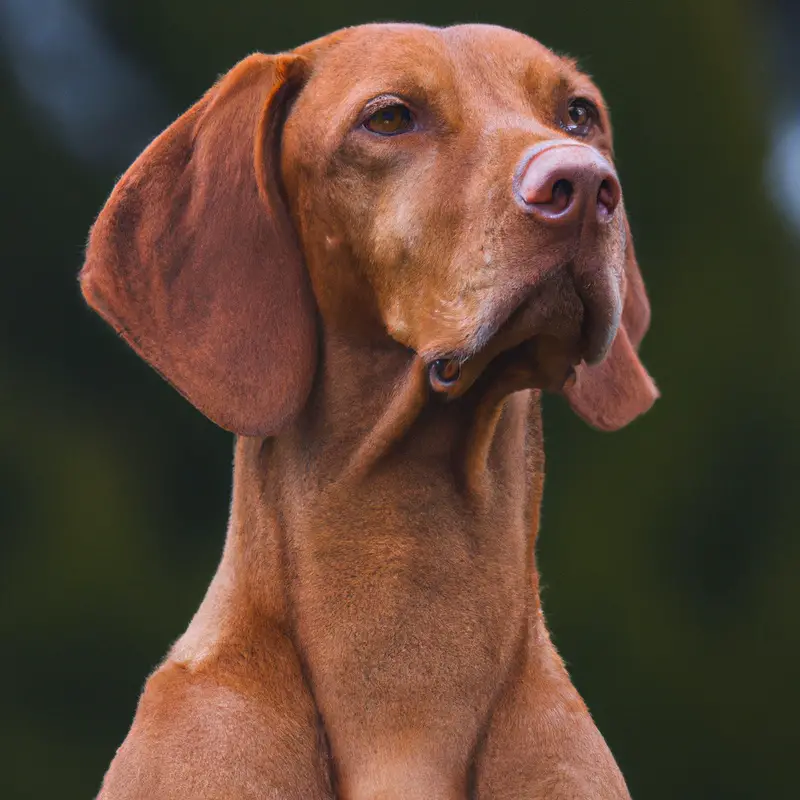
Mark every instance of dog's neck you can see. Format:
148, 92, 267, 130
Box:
173, 333, 545, 661
280, 334, 545, 492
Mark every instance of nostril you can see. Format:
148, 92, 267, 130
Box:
524, 177, 574, 214
596, 178, 620, 220
550, 179, 573, 213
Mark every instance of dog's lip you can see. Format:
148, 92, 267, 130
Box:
422, 256, 623, 397
426, 333, 581, 399
425, 296, 584, 399
421, 280, 545, 367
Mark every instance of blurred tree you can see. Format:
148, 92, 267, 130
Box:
1, 1, 797, 798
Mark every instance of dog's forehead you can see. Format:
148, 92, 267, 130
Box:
298, 23, 589, 107
442, 24, 566, 75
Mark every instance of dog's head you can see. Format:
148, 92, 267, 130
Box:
81, 23, 657, 436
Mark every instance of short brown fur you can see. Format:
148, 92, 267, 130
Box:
81, 23, 657, 799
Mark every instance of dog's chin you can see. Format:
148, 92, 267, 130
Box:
428, 333, 581, 402
428, 279, 627, 402
426, 294, 586, 401
421, 258, 624, 401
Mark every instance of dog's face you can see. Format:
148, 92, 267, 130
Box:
282, 24, 655, 419
81, 24, 656, 436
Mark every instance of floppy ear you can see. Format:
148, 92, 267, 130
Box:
564, 216, 658, 431
80, 54, 317, 436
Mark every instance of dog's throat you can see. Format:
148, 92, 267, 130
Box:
336, 352, 535, 505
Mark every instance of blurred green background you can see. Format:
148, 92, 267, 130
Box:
1, 1, 798, 798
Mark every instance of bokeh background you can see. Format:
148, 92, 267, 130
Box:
2, 1, 798, 798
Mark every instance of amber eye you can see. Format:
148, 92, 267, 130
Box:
564, 98, 598, 136
364, 104, 415, 135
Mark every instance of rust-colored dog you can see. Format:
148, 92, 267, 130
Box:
81, 22, 657, 800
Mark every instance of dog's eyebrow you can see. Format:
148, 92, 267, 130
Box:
555, 59, 608, 110
524, 61, 578, 107
352, 78, 436, 108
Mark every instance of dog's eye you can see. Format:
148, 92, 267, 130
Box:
564, 98, 598, 136
364, 104, 414, 136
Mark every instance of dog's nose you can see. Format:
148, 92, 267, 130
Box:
516, 142, 621, 225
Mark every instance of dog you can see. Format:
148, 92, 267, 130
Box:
81, 22, 657, 800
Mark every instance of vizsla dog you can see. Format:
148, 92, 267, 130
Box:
81, 22, 657, 800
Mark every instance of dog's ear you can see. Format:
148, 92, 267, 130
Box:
80, 55, 316, 436
564, 217, 658, 431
